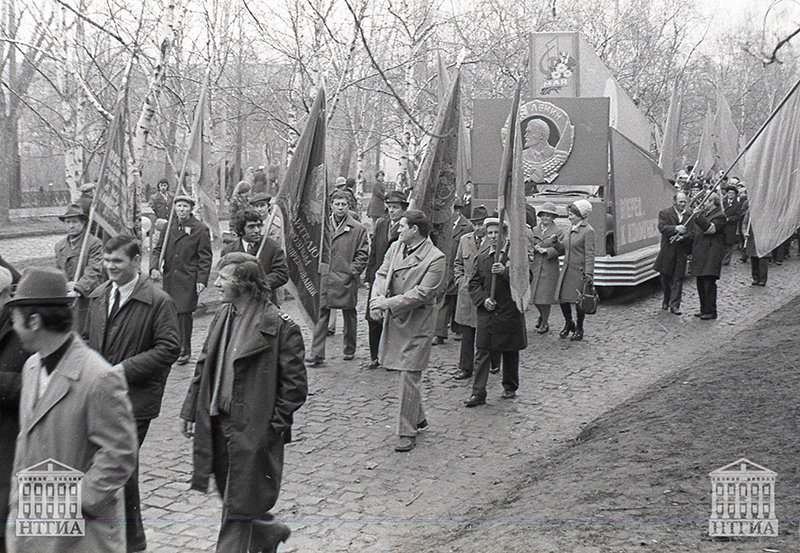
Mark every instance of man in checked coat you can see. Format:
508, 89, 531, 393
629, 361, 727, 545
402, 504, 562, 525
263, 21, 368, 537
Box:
150, 195, 213, 365
370, 210, 446, 452
85, 235, 180, 552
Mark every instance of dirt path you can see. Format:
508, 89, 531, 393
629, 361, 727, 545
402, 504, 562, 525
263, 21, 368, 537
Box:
414, 285, 800, 553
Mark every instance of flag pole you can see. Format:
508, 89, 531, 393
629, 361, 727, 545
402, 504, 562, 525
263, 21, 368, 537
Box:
677, 75, 800, 238
491, 82, 522, 301
157, 63, 212, 272
74, 58, 133, 282
256, 204, 280, 257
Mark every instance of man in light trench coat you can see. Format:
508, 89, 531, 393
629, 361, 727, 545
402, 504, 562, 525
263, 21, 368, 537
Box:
370, 210, 446, 452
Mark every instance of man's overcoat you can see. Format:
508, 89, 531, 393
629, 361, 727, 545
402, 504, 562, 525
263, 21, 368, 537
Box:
372, 238, 446, 371
150, 215, 213, 313
690, 207, 727, 278
180, 302, 307, 517
453, 232, 486, 328
652, 207, 691, 277
85, 277, 180, 420
7, 336, 137, 553
320, 213, 368, 310
469, 248, 528, 351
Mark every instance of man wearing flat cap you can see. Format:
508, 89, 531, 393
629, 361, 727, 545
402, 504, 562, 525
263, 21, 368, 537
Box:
721, 185, 743, 266
151, 195, 213, 365
6, 267, 137, 553
365, 190, 408, 370
307, 189, 368, 365
55, 203, 105, 333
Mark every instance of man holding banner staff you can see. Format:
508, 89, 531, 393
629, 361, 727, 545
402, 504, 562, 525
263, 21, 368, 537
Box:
151, 195, 213, 365
55, 203, 105, 333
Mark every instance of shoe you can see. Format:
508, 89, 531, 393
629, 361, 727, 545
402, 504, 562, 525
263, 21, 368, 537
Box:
570, 328, 584, 341
536, 323, 550, 334
327, 328, 335, 336
559, 320, 575, 338
454, 370, 472, 380
343, 353, 355, 360
661, 302, 669, 310
432, 336, 445, 345
757, 281, 767, 286
465, 395, 486, 407
501, 390, 516, 399
535, 315, 543, 329
417, 419, 428, 430
304, 356, 324, 366
252, 520, 291, 553
489, 366, 500, 374
670, 307, 682, 315
176, 354, 190, 365
395, 436, 416, 452
751, 281, 760, 286
366, 359, 381, 370
693, 313, 703, 318
700, 313, 716, 320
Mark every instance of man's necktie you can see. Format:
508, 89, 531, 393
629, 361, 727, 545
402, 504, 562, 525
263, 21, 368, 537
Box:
109, 288, 121, 320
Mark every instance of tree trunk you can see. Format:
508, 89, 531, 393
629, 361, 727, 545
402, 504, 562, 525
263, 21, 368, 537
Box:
0, 113, 21, 221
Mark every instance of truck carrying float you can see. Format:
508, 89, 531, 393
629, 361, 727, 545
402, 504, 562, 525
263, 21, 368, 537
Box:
470, 32, 675, 290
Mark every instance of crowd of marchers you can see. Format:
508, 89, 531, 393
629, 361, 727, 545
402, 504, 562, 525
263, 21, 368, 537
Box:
654, 167, 800, 320
1, 167, 798, 553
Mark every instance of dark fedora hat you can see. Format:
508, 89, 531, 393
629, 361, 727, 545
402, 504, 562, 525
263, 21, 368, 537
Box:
470, 205, 489, 222
7, 267, 73, 307
174, 195, 195, 207
58, 204, 88, 222
384, 190, 409, 206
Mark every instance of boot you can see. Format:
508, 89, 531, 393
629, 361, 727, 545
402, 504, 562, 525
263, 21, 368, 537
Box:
559, 320, 575, 338
250, 520, 291, 553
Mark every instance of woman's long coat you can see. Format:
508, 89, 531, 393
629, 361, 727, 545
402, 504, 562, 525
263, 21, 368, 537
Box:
180, 301, 307, 517
150, 215, 213, 313
321, 214, 369, 310
469, 248, 527, 351
453, 232, 486, 328
7, 337, 137, 553
554, 220, 596, 303
690, 207, 727, 278
372, 238, 446, 371
530, 221, 562, 305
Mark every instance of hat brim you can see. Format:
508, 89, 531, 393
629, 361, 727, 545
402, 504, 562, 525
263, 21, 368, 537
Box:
58, 214, 88, 222
6, 296, 74, 307
538, 210, 559, 216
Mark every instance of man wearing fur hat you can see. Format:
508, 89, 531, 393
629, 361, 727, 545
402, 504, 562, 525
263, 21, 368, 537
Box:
55, 204, 105, 333
151, 195, 213, 364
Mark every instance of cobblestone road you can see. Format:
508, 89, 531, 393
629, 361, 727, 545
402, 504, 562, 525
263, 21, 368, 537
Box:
4, 234, 800, 552
138, 255, 800, 552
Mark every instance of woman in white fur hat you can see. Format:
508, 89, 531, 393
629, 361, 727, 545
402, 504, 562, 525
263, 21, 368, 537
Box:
553, 199, 595, 341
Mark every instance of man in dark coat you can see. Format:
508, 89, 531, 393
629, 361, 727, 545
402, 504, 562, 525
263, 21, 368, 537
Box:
433, 201, 474, 345
181, 253, 307, 553
466, 218, 527, 407
653, 192, 691, 315
151, 195, 213, 364
0, 266, 27, 553
149, 179, 173, 220
55, 203, 105, 333
85, 235, 180, 552
221, 208, 289, 300
367, 170, 387, 223
364, 190, 408, 370
690, 195, 727, 319
721, 185, 743, 265
307, 190, 368, 365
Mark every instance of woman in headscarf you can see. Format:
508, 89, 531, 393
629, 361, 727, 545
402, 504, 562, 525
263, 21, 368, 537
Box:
554, 199, 595, 341
530, 203, 562, 335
